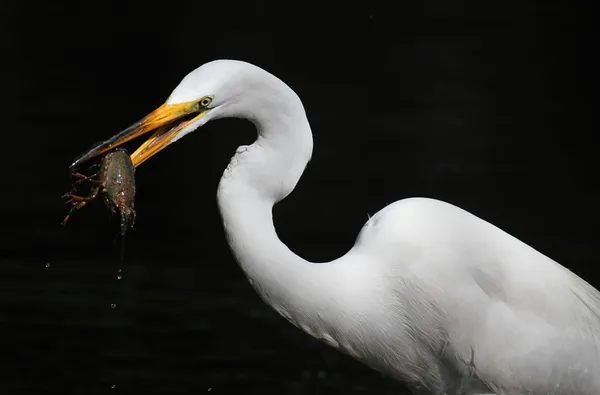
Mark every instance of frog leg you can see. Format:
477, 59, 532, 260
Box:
61, 201, 87, 226
71, 172, 89, 179
63, 185, 102, 202
72, 172, 101, 185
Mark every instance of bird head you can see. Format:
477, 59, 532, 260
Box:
69, 59, 272, 170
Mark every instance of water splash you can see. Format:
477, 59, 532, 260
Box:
110, 303, 116, 309
45, 262, 51, 268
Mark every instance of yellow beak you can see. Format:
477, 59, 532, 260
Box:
70, 100, 208, 170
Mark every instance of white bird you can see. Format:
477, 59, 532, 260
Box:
70, 60, 600, 395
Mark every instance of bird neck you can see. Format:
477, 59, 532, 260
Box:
215, 90, 335, 324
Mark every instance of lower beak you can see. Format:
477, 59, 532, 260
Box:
70, 101, 207, 170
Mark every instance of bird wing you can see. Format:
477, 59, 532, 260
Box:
352, 197, 600, 393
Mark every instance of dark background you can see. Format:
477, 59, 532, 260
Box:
1, 0, 596, 394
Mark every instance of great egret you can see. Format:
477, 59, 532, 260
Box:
70, 60, 600, 395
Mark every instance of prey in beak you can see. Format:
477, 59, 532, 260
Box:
70, 96, 213, 170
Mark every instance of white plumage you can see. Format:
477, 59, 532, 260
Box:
80, 60, 600, 394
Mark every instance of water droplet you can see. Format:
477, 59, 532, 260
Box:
118, 268, 122, 273
110, 303, 116, 309
207, 388, 212, 392
111, 384, 116, 389
117, 275, 122, 280
45, 262, 51, 268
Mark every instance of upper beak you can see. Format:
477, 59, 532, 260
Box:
69, 100, 208, 170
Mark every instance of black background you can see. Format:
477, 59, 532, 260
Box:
1, 0, 596, 394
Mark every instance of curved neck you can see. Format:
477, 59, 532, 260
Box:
215, 86, 337, 323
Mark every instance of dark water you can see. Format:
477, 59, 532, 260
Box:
0, 258, 408, 394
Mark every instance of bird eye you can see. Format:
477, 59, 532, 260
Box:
199, 97, 212, 107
